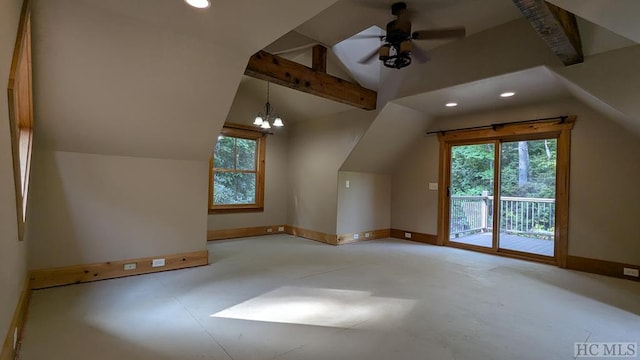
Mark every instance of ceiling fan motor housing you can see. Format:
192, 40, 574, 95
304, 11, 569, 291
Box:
391, 2, 407, 16
385, 19, 412, 44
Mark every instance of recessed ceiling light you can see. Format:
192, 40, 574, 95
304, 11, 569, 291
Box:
185, 0, 210, 9
500, 92, 515, 98
445, 102, 458, 107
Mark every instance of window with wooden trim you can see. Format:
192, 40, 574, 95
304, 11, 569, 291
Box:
7, 2, 33, 241
209, 126, 266, 213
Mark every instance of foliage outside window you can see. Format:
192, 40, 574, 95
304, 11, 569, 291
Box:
451, 139, 557, 198
209, 126, 265, 213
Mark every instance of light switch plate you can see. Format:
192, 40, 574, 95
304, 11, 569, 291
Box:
428, 183, 438, 190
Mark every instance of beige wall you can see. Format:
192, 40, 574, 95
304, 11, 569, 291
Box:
391, 98, 640, 265
207, 133, 289, 230
0, 0, 27, 346
27, 150, 208, 269
207, 79, 290, 230
287, 110, 376, 234
341, 102, 431, 173
390, 136, 440, 235
337, 171, 391, 235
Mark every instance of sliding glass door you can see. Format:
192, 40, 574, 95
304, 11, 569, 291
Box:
449, 143, 495, 249
498, 139, 557, 257
445, 136, 561, 262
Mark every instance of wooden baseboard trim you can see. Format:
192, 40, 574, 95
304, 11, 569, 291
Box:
29, 250, 209, 290
285, 226, 338, 245
207, 225, 287, 241
567, 255, 640, 282
337, 229, 390, 245
390, 229, 438, 245
1, 276, 31, 360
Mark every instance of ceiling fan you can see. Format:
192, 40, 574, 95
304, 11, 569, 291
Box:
358, 1, 466, 69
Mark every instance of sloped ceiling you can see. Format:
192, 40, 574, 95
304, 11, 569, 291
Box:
341, 102, 430, 173
232, 1, 639, 139
546, 0, 640, 43
295, 0, 523, 48
394, 66, 571, 118
232, 77, 355, 125
31, 0, 339, 160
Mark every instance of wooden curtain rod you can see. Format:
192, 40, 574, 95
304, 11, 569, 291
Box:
425, 115, 569, 136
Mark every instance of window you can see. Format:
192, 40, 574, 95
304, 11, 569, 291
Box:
7, 3, 33, 241
209, 126, 266, 213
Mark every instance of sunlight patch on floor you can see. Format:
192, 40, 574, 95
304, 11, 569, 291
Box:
211, 286, 416, 328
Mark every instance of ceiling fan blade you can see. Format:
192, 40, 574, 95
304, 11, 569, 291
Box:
412, 46, 430, 64
349, 34, 385, 40
412, 27, 466, 40
358, 46, 382, 65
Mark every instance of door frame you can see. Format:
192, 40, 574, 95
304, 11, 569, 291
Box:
437, 117, 575, 267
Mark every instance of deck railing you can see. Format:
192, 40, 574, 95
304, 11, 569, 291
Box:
450, 195, 555, 239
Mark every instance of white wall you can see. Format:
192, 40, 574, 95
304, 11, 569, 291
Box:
336, 171, 390, 234
0, 0, 27, 346
391, 98, 640, 265
27, 150, 208, 269
287, 109, 376, 234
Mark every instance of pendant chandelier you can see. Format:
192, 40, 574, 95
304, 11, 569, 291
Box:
253, 81, 284, 129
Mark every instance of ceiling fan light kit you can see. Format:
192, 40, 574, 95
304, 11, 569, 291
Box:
360, 2, 466, 69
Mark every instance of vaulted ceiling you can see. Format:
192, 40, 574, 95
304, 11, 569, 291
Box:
236, 0, 638, 134
31, 0, 640, 162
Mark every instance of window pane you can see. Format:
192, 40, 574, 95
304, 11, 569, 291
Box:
214, 136, 236, 170
213, 172, 256, 205
236, 138, 256, 171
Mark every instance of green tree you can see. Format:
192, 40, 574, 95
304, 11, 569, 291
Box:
213, 136, 257, 205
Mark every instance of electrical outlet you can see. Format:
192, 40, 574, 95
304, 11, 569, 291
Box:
123, 263, 137, 271
623, 268, 639, 277
353, 233, 359, 240
346, 180, 350, 188
152, 258, 165, 267
278, 226, 284, 232
405, 232, 412, 239
267, 228, 273, 233
365, 232, 370, 238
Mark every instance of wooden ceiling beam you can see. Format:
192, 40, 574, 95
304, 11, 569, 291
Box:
512, 0, 583, 66
245, 50, 377, 111
312, 45, 327, 73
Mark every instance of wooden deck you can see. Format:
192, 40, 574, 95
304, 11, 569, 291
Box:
450, 232, 554, 257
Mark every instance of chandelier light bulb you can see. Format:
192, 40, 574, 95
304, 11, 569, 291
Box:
253, 116, 264, 125
260, 120, 271, 129
184, 0, 211, 9
273, 117, 284, 127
